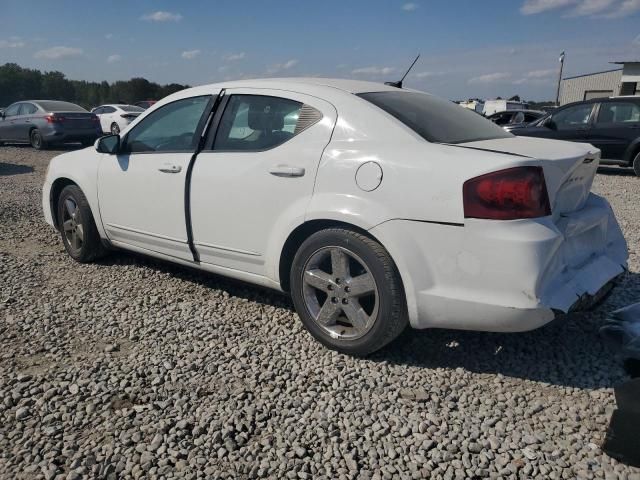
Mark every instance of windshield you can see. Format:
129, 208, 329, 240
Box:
35, 101, 87, 112
358, 91, 512, 144
121, 105, 144, 112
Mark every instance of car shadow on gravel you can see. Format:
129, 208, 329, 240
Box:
0, 162, 34, 176
97, 251, 636, 390
597, 166, 636, 177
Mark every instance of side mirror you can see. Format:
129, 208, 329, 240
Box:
96, 134, 120, 154
0, 110, 5, 119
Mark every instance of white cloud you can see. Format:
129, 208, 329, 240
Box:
141, 11, 182, 22
402, 3, 418, 11
570, 0, 616, 15
34, 46, 83, 60
521, 0, 576, 14
468, 72, 511, 84
521, 0, 640, 16
351, 66, 395, 75
634, 34, 640, 46
223, 52, 246, 61
105, 33, 114, 40
414, 71, 446, 79
266, 59, 298, 74
513, 69, 557, 84
107, 54, 121, 63
0, 39, 25, 48
603, 0, 640, 17
181, 49, 201, 60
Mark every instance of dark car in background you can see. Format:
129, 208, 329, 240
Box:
0, 100, 101, 149
512, 97, 640, 175
134, 100, 157, 110
487, 109, 545, 131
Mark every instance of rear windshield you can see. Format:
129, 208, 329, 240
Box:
36, 101, 87, 112
121, 105, 144, 112
358, 91, 512, 144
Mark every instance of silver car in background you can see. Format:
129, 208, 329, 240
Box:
0, 100, 101, 149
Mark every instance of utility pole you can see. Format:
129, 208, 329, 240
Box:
555, 51, 565, 106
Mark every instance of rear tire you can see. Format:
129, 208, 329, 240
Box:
57, 185, 106, 263
633, 152, 640, 177
30, 129, 46, 150
290, 228, 408, 356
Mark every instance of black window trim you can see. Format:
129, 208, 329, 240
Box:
201, 93, 317, 153
120, 94, 215, 155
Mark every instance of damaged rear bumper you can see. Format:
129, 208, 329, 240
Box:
370, 193, 628, 332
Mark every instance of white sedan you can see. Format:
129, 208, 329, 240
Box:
91, 104, 144, 135
42, 78, 628, 355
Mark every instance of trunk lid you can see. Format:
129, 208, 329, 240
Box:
459, 136, 599, 216
54, 112, 97, 130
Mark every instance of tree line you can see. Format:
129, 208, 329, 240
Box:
0, 63, 189, 109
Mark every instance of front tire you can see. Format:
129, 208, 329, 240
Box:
633, 151, 640, 177
57, 185, 106, 263
290, 228, 408, 356
30, 129, 47, 150
110, 123, 120, 135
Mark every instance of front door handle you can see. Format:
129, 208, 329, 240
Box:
158, 164, 182, 174
269, 165, 305, 177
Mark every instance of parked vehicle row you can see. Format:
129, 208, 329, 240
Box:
486, 109, 546, 131
42, 78, 628, 355
0, 99, 156, 148
511, 96, 640, 175
0, 100, 101, 149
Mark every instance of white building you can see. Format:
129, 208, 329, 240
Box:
558, 61, 639, 105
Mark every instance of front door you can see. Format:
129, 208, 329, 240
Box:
190, 89, 337, 276
589, 101, 640, 160
97, 94, 214, 260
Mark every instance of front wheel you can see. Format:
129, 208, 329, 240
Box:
30, 129, 47, 150
57, 185, 106, 263
290, 228, 408, 356
633, 152, 640, 177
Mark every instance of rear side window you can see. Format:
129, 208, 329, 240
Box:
213, 95, 320, 151
358, 91, 512, 144
36, 101, 86, 112
102, 106, 116, 114
597, 102, 640, 124
19, 103, 38, 115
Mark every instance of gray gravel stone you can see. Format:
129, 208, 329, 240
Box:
0, 147, 639, 479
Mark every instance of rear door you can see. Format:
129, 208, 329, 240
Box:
588, 100, 640, 160
97, 94, 215, 260
546, 103, 596, 142
190, 89, 336, 276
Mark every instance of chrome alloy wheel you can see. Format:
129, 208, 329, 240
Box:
62, 197, 84, 252
302, 246, 379, 340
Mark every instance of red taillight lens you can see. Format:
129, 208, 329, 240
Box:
463, 166, 551, 220
45, 114, 64, 123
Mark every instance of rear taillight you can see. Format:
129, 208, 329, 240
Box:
463, 166, 551, 220
45, 114, 64, 123
121, 114, 136, 119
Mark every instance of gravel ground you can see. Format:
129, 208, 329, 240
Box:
1, 146, 639, 480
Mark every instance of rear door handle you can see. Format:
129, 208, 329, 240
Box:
158, 164, 182, 173
269, 165, 305, 177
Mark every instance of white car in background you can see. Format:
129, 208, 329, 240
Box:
42, 78, 628, 356
91, 104, 144, 135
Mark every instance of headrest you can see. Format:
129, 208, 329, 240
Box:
248, 98, 284, 131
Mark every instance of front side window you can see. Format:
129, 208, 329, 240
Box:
597, 102, 640, 124
4, 103, 21, 117
552, 104, 594, 130
214, 95, 305, 151
124, 96, 210, 153
358, 91, 512, 144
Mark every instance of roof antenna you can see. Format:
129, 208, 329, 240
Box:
385, 54, 420, 89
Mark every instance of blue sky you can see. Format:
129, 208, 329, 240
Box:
1, 0, 639, 100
